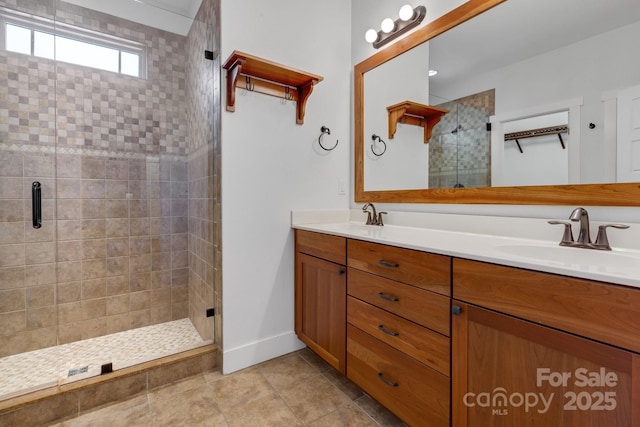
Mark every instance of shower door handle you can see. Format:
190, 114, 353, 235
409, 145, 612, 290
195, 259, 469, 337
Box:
32, 181, 42, 229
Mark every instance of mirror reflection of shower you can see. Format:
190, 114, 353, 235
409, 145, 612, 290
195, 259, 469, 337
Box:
429, 89, 494, 189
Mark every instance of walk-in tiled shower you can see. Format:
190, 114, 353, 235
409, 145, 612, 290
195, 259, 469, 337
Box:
0, 0, 221, 402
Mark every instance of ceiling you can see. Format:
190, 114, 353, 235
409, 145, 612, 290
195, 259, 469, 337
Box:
137, 0, 203, 19
62, 0, 203, 35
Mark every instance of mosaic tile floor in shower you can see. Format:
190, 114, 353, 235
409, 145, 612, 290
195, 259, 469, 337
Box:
0, 318, 210, 400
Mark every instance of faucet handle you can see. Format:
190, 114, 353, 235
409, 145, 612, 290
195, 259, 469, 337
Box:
377, 212, 387, 226
594, 224, 630, 250
548, 220, 574, 246
364, 211, 374, 225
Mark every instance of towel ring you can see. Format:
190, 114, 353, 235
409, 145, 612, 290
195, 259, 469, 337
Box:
318, 126, 338, 151
371, 134, 387, 156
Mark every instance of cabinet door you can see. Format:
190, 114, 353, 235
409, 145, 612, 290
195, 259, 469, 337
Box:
295, 252, 346, 373
452, 301, 640, 427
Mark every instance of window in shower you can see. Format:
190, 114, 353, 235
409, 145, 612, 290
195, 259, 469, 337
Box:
0, 9, 146, 78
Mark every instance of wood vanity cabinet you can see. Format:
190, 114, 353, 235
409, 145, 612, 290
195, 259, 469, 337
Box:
296, 228, 640, 426
294, 230, 347, 373
452, 259, 640, 426
346, 240, 452, 427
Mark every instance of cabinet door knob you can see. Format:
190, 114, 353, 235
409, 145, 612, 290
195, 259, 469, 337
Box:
377, 372, 399, 387
378, 325, 400, 337
378, 292, 399, 302
451, 305, 462, 315
338, 268, 345, 275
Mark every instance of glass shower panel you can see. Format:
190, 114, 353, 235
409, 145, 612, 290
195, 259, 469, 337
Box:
429, 102, 460, 188
450, 101, 491, 189
429, 92, 493, 189
186, 0, 218, 347
0, 0, 60, 399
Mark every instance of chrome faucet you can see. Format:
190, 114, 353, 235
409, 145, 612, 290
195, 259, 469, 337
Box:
569, 207, 592, 247
549, 207, 629, 250
362, 203, 387, 226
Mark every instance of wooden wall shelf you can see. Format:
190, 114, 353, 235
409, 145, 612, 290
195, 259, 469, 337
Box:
222, 51, 324, 125
387, 101, 449, 143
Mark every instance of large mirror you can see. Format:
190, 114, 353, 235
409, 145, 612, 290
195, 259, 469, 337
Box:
355, 0, 640, 205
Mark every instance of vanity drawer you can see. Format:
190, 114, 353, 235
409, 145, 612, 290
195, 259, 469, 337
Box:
453, 258, 640, 354
347, 296, 450, 375
347, 239, 450, 296
348, 268, 450, 336
347, 324, 450, 427
296, 230, 346, 264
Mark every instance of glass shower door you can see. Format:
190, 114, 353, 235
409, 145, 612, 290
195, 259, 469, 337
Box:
0, 0, 60, 399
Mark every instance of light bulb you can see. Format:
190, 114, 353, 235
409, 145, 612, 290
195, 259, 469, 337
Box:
399, 5, 414, 21
381, 18, 395, 34
428, 69, 438, 77
365, 28, 379, 43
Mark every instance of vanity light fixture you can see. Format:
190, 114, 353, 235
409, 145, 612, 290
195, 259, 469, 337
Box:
365, 5, 426, 49
381, 18, 395, 34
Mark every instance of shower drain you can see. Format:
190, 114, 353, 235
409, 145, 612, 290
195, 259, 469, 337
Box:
68, 366, 89, 377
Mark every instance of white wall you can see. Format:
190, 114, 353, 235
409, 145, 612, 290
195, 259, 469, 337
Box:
500, 112, 569, 187
220, 0, 351, 373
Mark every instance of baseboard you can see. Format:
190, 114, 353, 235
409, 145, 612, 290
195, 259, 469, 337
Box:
222, 331, 305, 374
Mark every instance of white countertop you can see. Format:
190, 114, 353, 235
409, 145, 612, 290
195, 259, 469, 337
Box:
292, 220, 640, 289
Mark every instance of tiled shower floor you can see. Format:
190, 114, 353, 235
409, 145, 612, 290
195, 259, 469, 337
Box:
0, 319, 210, 400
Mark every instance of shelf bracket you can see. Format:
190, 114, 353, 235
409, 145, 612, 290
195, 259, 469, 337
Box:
387, 101, 448, 143
296, 81, 316, 125
225, 57, 245, 112
558, 133, 566, 149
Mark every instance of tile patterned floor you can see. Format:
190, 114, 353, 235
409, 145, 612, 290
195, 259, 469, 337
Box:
49, 348, 407, 427
0, 319, 209, 400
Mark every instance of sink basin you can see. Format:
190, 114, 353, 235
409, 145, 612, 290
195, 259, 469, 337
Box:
325, 222, 386, 237
328, 223, 375, 231
495, 243, 640, 274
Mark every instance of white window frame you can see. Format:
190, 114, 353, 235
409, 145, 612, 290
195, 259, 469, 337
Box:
0, 7, 147, 79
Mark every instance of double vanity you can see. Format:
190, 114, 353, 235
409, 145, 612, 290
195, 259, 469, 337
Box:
293, 210, 640, 426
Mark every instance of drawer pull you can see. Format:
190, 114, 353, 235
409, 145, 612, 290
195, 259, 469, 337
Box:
377, 373, 399, 387
378, 260, 400, 268
378, 324, 399, 337
378, 292, 399, 302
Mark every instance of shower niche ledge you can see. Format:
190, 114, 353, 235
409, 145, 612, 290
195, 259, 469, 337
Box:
387, 100, 449, 143
223, 50, 324, 124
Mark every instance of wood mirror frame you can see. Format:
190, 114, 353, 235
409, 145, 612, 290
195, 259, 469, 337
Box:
354, 0, 640, 206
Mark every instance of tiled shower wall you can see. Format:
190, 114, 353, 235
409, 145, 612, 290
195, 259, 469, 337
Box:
0, 1, 207, 357
186, 0, 221, 346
